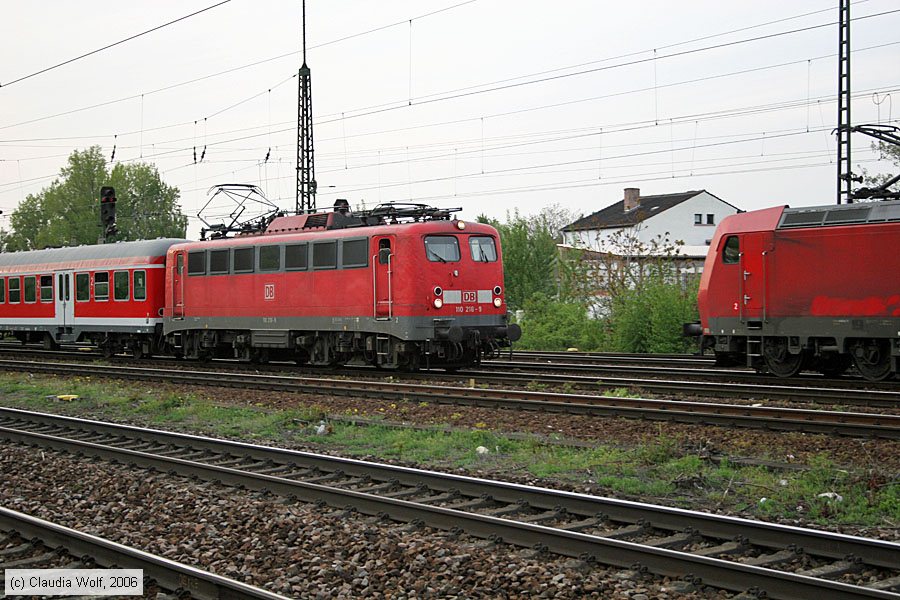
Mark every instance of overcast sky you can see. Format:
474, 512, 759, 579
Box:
1, 0, 898, 237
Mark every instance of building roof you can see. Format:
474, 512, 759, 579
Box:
562, 189, 728, 232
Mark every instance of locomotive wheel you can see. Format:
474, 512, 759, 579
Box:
762, 337, 803, 378
851, 339, 893, 381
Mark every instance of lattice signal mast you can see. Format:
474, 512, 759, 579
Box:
836, 0, 853, 204
296, 0, 317, 214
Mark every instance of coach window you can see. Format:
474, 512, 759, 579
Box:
312, 241, 337, 270
233, 247, 254, 273
188, 251, 206, 276
259, 245, 281, 272
94, 272, 109, 301
424, 236, 460, 263
8, 278, 20, 303
341, 239, 368, 269
722, 236, 740, 264
40, 275, 53, 303
209, 249, 230, 275
285, 244, 308, 271
76, 273, 90, 302
469, 236, 497, 262
0, 278, 5, 303
133, 271, 146, 301
24, 276, 36, 303
114, 271, 129, 301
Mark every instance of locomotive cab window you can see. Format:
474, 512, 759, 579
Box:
94, 272, 109, 301
312, 241, 337, 270
209, 249, 230, 274
40, 275, 53, 303
0, 278, 4, 303
8, 277, 20, 303
259, 245, 281, 272
233, 247, 254, 273
114, 271, 129, 301
424, 236, 459, 263
188, 251, 206, 275
378, 239, 391, 264
722, 236, 740, 264
285, 244, 308, 271
469, 236, 497, 262
341, 238, 368, 268
133, 271, 146, 301
76, 273, 90, 301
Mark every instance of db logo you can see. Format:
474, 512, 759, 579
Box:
462, 291, 477, 303
264, 283, 276, 301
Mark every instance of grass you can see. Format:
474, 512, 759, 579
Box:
0, 372, 897, 527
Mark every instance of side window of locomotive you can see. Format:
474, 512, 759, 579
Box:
114, 271, 129, 301
259, 245, 281, 272
378, 239, 391, 265
133, 271, 147, 301
209, 249, 230, 274
76, 273, 90, 302
24, 276, 36, 303
176, 253, 184, 275
469, 236, 497, 262
341, 239, 368, 269
233, 247, 255, 273
8, 278, 20, 303
0, 278, 4, 303
40, 275, 53, 303
285, 244, 308, 271
188, 251, 206, 276
312, 241, 337, 270
424, 236, 460, 263
94, 272, 109, 301
722, 235, 740, 264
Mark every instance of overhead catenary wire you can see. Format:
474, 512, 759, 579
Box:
0, 0, 233, 89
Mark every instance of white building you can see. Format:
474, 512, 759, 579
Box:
561, 188, 740, 251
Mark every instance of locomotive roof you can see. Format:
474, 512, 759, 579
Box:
0, 238, 188, 268
778, 198, 900, 229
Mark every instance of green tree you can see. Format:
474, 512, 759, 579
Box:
479, 204, 581, 310
858, 142, 900, 198
4, 146, 187, 251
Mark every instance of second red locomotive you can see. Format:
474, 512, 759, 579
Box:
689, 199, 900, 381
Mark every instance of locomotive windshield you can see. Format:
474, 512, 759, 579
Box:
469, 236, 497, 262
424, 236, 460, 262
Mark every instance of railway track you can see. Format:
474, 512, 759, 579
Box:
1, 407, 897, 599
0, 359, 897, 439
0, 506, 289, 600
2, 344, 898, 408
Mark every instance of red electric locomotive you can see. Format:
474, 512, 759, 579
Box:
0, 239, 187, 355
688, 199, 900, 381
161, 203, 520, 369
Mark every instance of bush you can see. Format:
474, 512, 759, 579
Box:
515, 294, 606, 350
608, 279, 698, 353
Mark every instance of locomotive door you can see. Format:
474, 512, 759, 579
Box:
173, 251, 185, 318
55, 270, 75, 328
739, 232, 772, 321
373, 236, 394, 319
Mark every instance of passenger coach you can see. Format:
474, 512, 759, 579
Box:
0, 239, 186, 356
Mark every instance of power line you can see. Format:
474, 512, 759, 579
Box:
0, 1, 233, 89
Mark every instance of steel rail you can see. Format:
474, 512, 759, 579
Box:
1, 410, 898, 599
0, 506, 291, 600
1, 345, 897, 406
0, 359, 897, 439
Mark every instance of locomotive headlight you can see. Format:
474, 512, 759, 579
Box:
493, 285, 502, 295
433, 286, 443, 296
456, 220, 466, 230
493, 298, 502, 308
433, 298, 443, 309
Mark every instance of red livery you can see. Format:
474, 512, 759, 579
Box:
690, 199, 900, 380
0, 203, 520, 369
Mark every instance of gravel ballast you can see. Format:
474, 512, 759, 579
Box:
1, 441, 733, 599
